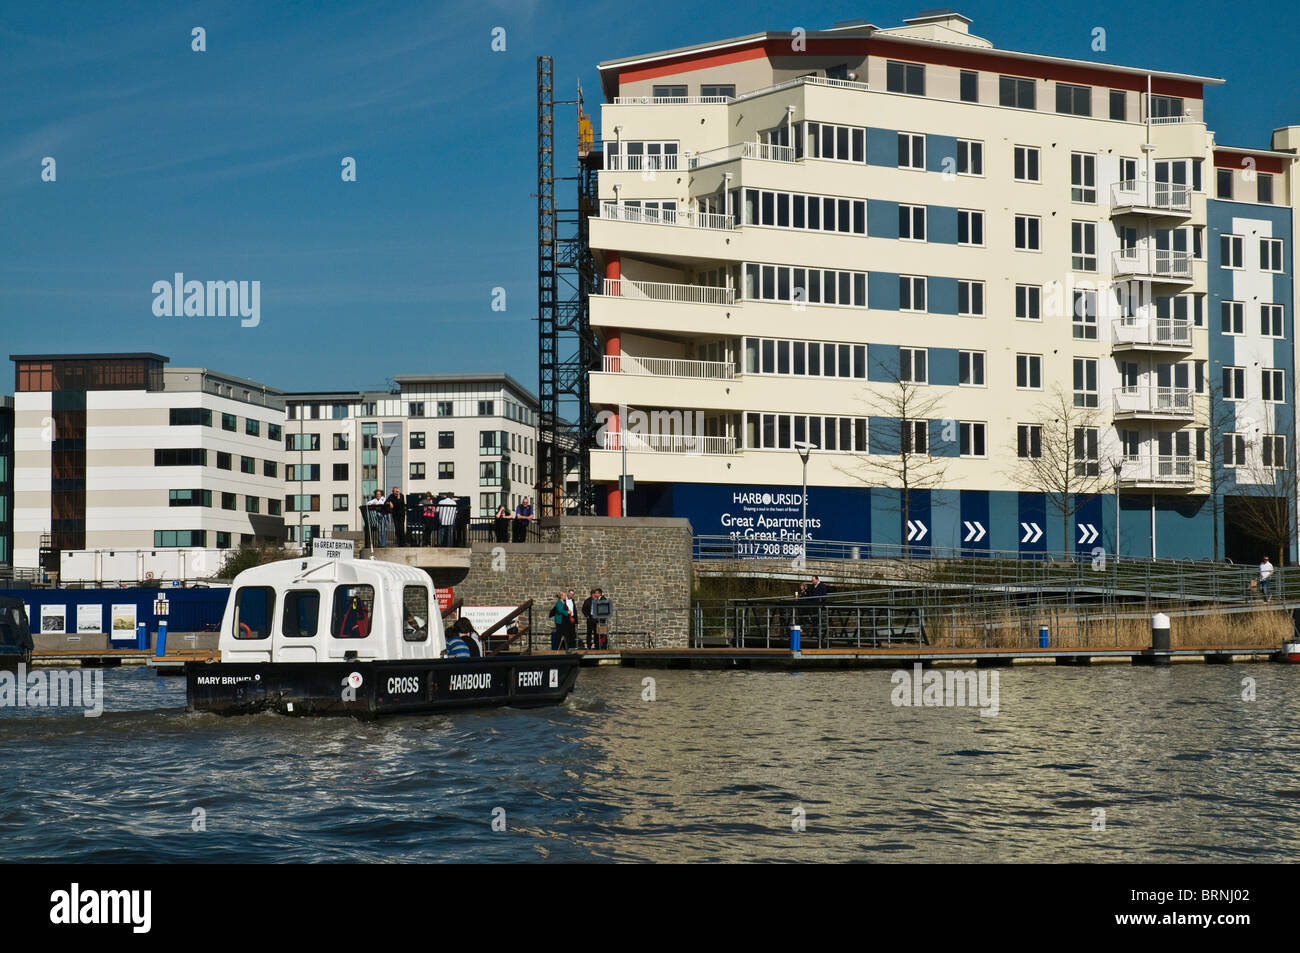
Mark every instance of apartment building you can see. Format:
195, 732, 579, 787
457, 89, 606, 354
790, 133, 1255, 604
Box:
282, 373, 539, 542
0, 396, 12, 565
589, 10, 1299, 560
10, 354, 287, 569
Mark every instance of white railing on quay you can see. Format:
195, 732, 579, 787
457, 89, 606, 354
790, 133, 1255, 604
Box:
601, 354, 735, 380
599, 201, 734, 230
598, 277, 735, 306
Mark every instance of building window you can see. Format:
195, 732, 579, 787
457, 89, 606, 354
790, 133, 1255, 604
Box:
1072, 290, 1098, 339
959, 350, 985, 386
216, 452, 231, 470
154, 530, 206, 548
332, 432, 349, 451
1014, 215, 1041, 251
1073, 428, 1100, 476
410, 462, 426, 480
899, 276, 926, 312
1016, 285, 1041, 321
221, 492, 236, 511
410, 431, 426, 450
153, 448, 206, 467
652, 84, 686, 98
216, 532, 231, 549
1262, 304, 1285, 338
330, 404, 348, 420
902, 420, 928, 455
1221, 301, 1245, 335
262, 460, 276, 479
1013, 145, 1040, 182
267, 423, 281, 442
287, 463, 320, 481
1216, 168, 1233, 200
1261, 238, 1284, 272
1109, 89, 1127, 121
898, 133, 925, 170
437, 400, 453, 416
1056, 83, 1091, 116
1258, 173, 1275, 204
168, 408, 212, 427
898, 204, 926, 240
221, 413, 237, 432
1017, 424, 1042, 459
700, 83, 735, 98
286, 494, 321, 512
437, 431, 454, 449
408, 402, 425, 417
1222, 365, 1246, 400
1262, 368, 1285, 403
478, 400, 495, 416
1073, 358, 1098, 407
1220, 234, 1243, 269
899, 348, 928, 383
333, 463, 348, 481
168, 489, 211, 507
438, 462, 455, 479
1016, 354, 1042, 389
1071, 221, 1097, 271
957, 280, 984, 317
1070, 153, 1096, 203
287, 433, 319, 451
959, 422, 986, 458
245, 496, 260, 514
1263, 434, 1286, 468
240, 456, 255, 475
1223, 433, 1246, 467
999, 75, 1036, 109
245, 419, 260, 437
956, 139, 983, 176
1149, 94, 1184, 120
886, 60, 925, 95
805, 122, 865, 162
957, 209, 984, 246
960, 70, 978, 102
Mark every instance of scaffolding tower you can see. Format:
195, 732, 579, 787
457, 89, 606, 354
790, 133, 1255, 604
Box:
537, 55, 601, 517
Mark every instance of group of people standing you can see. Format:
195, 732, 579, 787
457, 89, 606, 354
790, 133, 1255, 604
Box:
550, 587, 607, 651
493, 498, 535, 543
365, 488, 460, 547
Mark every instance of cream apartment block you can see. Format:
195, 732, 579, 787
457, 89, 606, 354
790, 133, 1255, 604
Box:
282, 373, 539, 541
10, 354, 287, 570
589, 10, 1299, 560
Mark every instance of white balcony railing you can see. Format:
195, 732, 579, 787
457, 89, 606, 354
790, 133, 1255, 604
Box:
1119, 454, 1197, 485
604, 153, 680, 171
1112, 317, 1194, 348
687, 140, 796, 169
599, 201, 735, 230
602, 354, 735, 380
1112, 386, 1196, 416
1111, 180, 1192, 212
612, 94, 732, 105
599, 278, 735, 306
736, 74, 871, 102
599, 430, 737, 455
610, 74, 871, 107
1112, 248, 1194, 280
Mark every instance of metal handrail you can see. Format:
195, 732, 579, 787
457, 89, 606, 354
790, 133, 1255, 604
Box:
1111, 179, 1192, 211
599, 431, 737, 455
601, 354, 735, 380
599, 201, 735, 230
1112, 316, 1193, 347
1112, 386, 1195, 415
598, 277, 735, 306
1112, 248, 1193, 279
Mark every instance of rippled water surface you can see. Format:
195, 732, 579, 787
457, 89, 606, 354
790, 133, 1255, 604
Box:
2, 663, 1298, 862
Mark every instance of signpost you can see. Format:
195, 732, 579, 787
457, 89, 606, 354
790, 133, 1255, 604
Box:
312, 538, 355, 560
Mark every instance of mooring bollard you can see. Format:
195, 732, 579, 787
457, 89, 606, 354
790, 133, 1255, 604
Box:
1151, 612, 1171, 665
136, 621, 148, 651
1039, 625, 1049, 649
790, 624, 801, 655
155, 620, 169, 658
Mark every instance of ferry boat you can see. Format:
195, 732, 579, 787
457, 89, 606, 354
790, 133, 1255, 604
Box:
0, 598, 34, 667
185, 558, 579, 717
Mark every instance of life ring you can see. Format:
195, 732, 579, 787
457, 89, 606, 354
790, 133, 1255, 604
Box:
145, 571, 154, 579
239, 622, 253, 639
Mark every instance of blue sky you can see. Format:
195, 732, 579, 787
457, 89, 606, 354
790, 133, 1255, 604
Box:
3, 0, 1298, 397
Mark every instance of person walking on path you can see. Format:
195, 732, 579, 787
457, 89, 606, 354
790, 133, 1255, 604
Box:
436, 493, 459, 547
386, 487, 407, 547
1259, 555, 1275, 602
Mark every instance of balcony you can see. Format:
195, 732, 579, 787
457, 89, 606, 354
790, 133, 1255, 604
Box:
1118, 454, 1197, 488
687, 141, 796, 169
602, 354, 735, 380
1112, 248, 1193, 283
1110, 180, 1193, 217
611, 94, 732, 105
597, 277, 735, 306
1112, 386, 1196, 419
599, 202, 734, 231
1111, 317, 1194, 351
604, 153, 680, 172
598, 430, 737, 455
610, 75, 871, 107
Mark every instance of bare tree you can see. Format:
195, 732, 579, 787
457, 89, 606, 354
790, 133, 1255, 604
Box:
1227, 421, 1297, 566
1008, 386, 1111, 553
837, 357, 949, 556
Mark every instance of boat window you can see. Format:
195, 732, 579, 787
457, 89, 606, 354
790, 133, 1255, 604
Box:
234, 587, 275, 640
332, 585, 375, 639
403, 587, 429, 642
282, 590, 320, 638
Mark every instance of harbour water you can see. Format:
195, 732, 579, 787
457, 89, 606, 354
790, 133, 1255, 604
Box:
2, 664, 1297, 862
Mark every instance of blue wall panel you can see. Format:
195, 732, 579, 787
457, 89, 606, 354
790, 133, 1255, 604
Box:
1017, 493, 1047, 555
868, 345, 900, 383
871, 489, 902, 547
927, 276, 959, 315
928, 347, 959, 386
958, 489, 990, 553
866, 128, 896, 167
867, 200, 899, 239
1073, 494, 1105, 555
928, 206, 959, 245
868, 271, 899, 311
926, 135, 957, 174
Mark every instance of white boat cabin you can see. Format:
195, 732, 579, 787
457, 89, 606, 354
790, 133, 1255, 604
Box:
218, 558, 447, 663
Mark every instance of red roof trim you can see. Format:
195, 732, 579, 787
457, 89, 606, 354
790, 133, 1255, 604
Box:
1214, 150, 1288, 174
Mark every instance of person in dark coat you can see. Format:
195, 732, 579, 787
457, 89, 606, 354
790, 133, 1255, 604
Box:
581, 588, 604, 650
386, 487, 406, 546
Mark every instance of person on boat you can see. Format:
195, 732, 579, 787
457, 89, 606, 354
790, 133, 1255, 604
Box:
454, 617, 483, 657
339, 595, 369, 639
444, 628, 472, 659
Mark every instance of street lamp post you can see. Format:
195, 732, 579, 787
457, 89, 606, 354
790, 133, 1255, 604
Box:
1110, 459, 1123, 565
794, 441, 817, 563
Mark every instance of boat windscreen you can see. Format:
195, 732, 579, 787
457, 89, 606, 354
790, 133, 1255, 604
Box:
332, 585, 374, 639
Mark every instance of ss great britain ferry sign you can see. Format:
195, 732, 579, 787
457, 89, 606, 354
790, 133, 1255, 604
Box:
186, 558, 578, 717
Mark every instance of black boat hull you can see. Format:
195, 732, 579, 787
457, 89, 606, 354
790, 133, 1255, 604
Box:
185, 656, 580, 717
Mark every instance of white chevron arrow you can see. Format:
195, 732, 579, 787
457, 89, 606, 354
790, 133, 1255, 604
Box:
906, 519, 928, 542
963, 520, 986, 543
1021, 521, 1043, 544
1077, 523, 1099, 545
